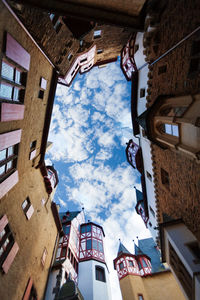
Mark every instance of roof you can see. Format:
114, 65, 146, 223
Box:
135, 187, 143, 203
137, 238, 165, 273
59, 211, 81, 223
117, 242, 132, 256
134, 243, 144, 255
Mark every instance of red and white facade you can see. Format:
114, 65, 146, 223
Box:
121, 34, 137, 80
45, 211, 111, 300
114, 245, 152, 281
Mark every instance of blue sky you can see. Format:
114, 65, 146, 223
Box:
46, 59, 150, 300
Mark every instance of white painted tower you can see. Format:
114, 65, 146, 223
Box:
78, 222, 111, 300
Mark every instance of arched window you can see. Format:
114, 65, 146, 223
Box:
158, 123, 179, 137
95, 266, 106, 282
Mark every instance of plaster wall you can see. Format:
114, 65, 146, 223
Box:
0, 3, 58, 299
78, 260, 111, 300
120, 274, 149, 300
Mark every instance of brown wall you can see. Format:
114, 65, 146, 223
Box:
0, 2, 58, 299
143, 0, 200, 240
8, 3, 132, 77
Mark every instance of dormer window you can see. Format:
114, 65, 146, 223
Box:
163, 124, 179, 137
129, 260, 134, 267
94, 30, 102, 39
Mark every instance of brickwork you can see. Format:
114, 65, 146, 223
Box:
144, 0, 200, 240
8, 2, 132, 79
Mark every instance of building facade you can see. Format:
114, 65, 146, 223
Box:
45, 211, 111, 300
0, 1, 61, 299
113, 238, 186, 300
122, 0, 200, 299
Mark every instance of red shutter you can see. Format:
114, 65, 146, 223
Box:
23, 278, 33, 300
0, 170, 19, 199
6, 33, 30, 71
0, 129, 22, 150
2, 241, 19, 273
0, 215, 8, 232
1, 103, 25, 122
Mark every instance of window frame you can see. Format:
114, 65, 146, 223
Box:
0, 144, 18, 184
0, 58, 27, 104
95, 265, 106, 282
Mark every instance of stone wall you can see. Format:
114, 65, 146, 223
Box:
144, 0, 200, 239
0, 3, 58, 299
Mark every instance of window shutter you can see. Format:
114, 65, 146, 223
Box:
29, 149, 36, 160
2, 241, 19, 273
0, 129, 22, 150
0, 215, 8, 232
1, 103, 25, 122
6, 33, 30, 71
0, 170, 19, 199
26, 205, 34, 220
22, 278, 33, 300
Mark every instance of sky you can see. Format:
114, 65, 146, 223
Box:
46, 59, 151, 300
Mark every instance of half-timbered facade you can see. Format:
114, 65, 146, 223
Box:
45, 211, 111, 300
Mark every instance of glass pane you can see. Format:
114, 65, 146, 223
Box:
0, 83, 13, 99
13, 87, 19, 101
172, 125, 179, 137
93, 239, 98, 250
7, 146, 14, 157
164, 124, 172, 135
6, 160, 13, 171
142, 258, 148, 267
98, 241, 103, 252
81, 225, 86, 234
0, 229, 6, 240
61, 247, 67, 257
94, 30, 101, 37
1, 61, 14, 80
4, 238, 10, 249
0, 149, 7, 161
56, 247, 61, 258
86, 224, 91, 232
0, 247, 3, 257
15, 70, 21, 84
22, 199, 28, 210
86, 239, 92, 250
64, 226, 70, 235
0, 165, 5, 176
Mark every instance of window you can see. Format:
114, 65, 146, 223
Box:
86, 239, 92, 250
67, 53, 73, 61
97, 49, 103, 54
140, 88, 145, 98
95, 266, 106, 282
94, 30, 102, 39
146, 171, 152, 181
129, 260, 134, 267
68, 248, 71, 259
54, 20, 62, 33
38, 90, 44, 99
0, 215, 19, 273
159, 123, 179, 137
158, 65, 167, 74
149, 206, 155, 218
93, 239, 98, 250
41, 247, 47, 266
161, 168, 169, 186
81, 224, 91, 233
138, 295, 144, 300
63, 225, 70, 235
0, 144, 18, 184
142, 258, 148, 267
30, 140, 36, 150
22, 197, 34, 220
0, 60, 26, 103
119, 262, 124, 270
138, 260, 142, 270
98, 241, 103, 253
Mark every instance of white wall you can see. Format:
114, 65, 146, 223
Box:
78, 260, 111, 300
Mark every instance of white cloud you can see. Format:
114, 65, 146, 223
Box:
58, 197, 67, 207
